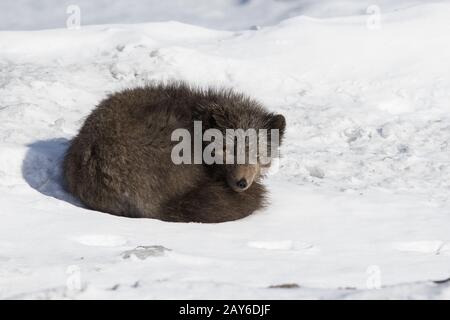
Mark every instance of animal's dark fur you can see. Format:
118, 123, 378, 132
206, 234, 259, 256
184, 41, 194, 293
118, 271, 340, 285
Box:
63, 82, 285, 222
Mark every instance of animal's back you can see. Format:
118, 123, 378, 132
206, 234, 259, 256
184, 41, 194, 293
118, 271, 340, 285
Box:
63, 85, 205, 219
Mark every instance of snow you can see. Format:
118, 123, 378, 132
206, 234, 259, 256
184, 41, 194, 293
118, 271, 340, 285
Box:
2, 0, 448, 31
1, 1, 450, 299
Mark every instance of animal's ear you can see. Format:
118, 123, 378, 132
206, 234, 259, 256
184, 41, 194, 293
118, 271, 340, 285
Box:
267, 114, 286, 138
209, 105, 228, 130
193, 103, 224, 129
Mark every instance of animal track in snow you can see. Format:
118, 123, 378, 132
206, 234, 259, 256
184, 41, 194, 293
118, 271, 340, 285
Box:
307, 166, 325, 179
120, 245, 212, 265
121, 245, 171, 260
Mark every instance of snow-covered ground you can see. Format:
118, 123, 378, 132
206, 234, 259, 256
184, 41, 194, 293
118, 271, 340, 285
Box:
1, 1, 450, 299
2, 0, 448, 31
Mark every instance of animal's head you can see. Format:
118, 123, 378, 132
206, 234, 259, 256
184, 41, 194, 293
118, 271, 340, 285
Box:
201, 99, 286, 193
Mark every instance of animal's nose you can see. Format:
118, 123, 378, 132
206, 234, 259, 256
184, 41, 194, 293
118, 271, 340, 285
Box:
237, 179, 247, 189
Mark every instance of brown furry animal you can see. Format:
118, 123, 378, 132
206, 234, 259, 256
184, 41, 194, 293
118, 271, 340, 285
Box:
63, 82, 285, 223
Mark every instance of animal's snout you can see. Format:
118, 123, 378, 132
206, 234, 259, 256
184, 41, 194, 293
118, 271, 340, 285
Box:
226, 164, 260, 192
237, 179, 247, 189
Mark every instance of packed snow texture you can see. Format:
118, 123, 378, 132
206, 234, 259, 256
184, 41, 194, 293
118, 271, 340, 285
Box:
1, 0, 450, 299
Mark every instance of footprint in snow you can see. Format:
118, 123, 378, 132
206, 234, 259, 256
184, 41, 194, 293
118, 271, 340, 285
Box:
307, 166, 325, 179
121, 246, 212, 265
121, 245, 171, 260
268, 283, 300, 289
